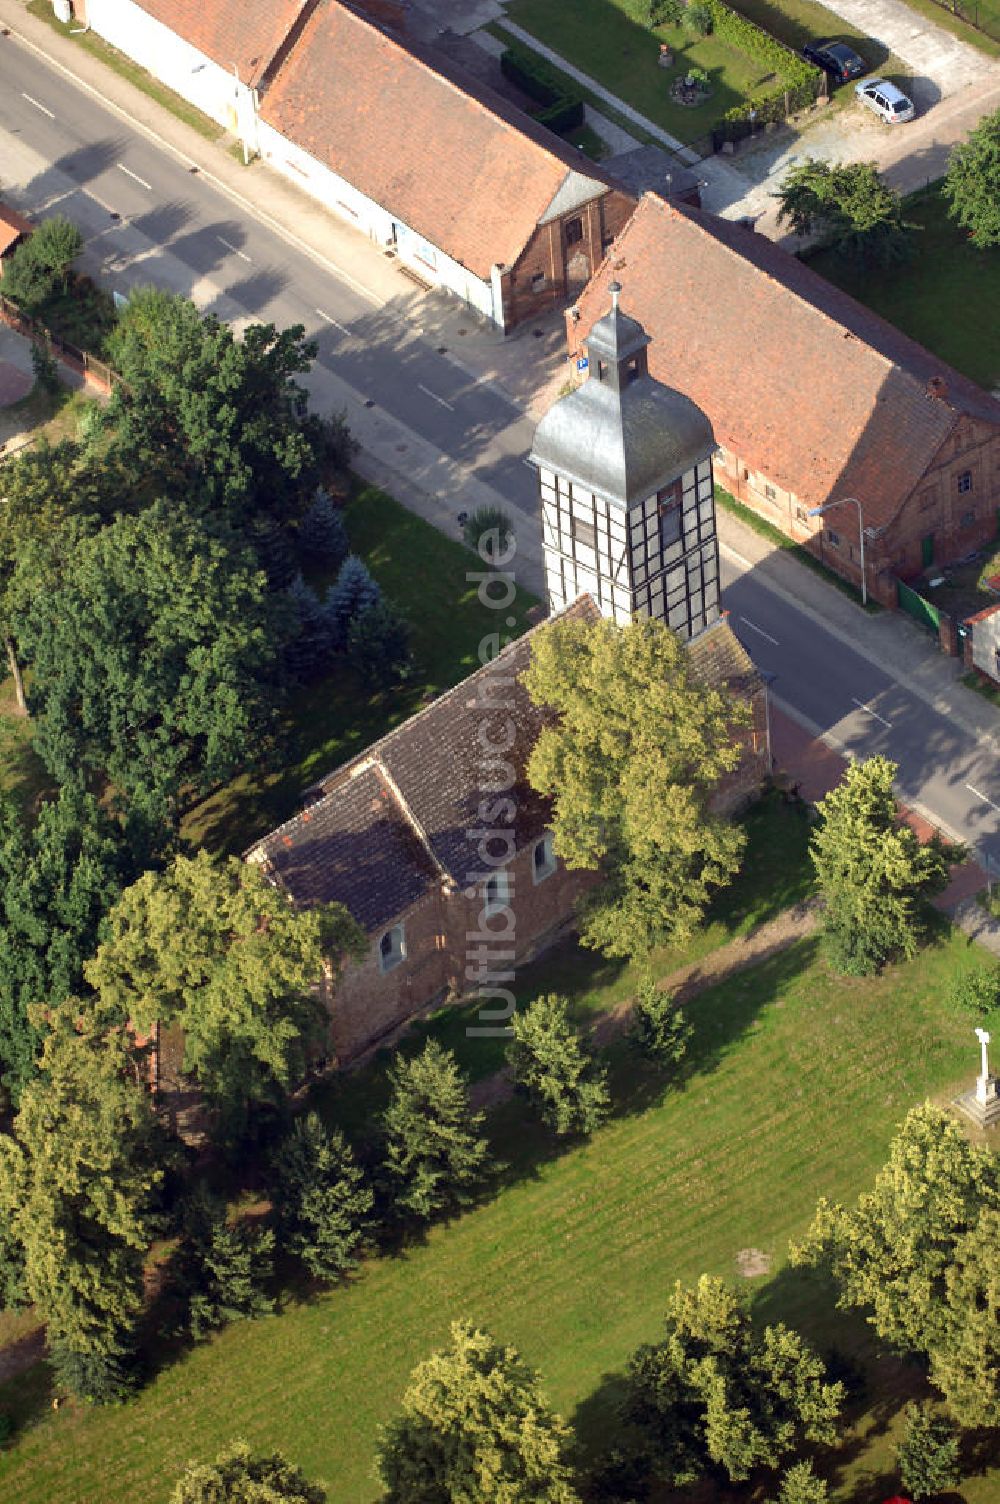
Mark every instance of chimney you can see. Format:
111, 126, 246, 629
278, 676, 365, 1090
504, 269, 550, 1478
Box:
927, 375, 948, 400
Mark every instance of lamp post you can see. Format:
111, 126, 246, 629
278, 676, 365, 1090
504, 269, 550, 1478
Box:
761, 670, 776, 772
808, 497, 867, 607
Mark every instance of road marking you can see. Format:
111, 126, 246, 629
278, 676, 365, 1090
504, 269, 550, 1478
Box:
22, 92, 54, 118
328, 262, 380, 307
216, 236, 251, 262
967, 784, 1000, 816
315, 307, 352, 335
117, 163, 152, 190
738, 614, 779, 646
851, 697, 893, 730
417, 382, 455, 412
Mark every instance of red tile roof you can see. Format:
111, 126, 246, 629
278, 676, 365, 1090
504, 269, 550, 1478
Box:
571, 193, 1000, 533
0, 203, 33, 258
260, 0, 617, 280
130, 0, 311, 85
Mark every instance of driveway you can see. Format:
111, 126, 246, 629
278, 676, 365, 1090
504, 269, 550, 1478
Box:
818, 0, 995, 101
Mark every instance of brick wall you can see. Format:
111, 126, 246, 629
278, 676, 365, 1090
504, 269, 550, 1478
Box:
500, 189, 634, 329
327, 842, 597, 1062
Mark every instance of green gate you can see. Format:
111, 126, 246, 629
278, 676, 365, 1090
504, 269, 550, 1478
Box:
897, 578, 940, 633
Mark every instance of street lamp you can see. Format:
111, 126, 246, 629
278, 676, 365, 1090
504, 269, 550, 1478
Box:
761, 670, 776, 772
808, 496, 868, 607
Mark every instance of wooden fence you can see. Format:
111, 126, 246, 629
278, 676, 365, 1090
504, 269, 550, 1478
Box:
0, 290, 119, 393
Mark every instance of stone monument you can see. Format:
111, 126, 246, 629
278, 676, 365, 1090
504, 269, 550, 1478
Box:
956, 1025, 1000, 1128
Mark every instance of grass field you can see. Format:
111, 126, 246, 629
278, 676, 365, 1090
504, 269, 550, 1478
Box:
0, 904, 995, 1502
808, 185, 1000, 394
182, 484, 538, 854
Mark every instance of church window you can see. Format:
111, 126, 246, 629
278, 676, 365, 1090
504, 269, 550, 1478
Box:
957, 470, 973, 493
531, 272, 545, 292
484, 869, 511, 917
565, 217, 583, 245
378, 924, 406, 974
657, 479, 683, 550
572, 515, 597, 551
533, 833, 557, 883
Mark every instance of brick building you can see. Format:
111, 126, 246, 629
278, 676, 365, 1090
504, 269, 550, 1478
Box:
247, 596, 765, 1064
568, 193, 1000, 606
255, 0, 635, 330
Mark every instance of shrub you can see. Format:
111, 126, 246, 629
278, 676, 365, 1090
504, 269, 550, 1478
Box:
31, 341, 61, 395
317, 408, 357, 473
685, 2, 713, 36
707, 0, 822, 133
463, 505, 515, 566
948, 962, 1000, 1017
500, 45, 585, 135
298, 490, 349, 569
346, 598, 411, 686
648, 0, 683, 25
629, 976, 692, 1067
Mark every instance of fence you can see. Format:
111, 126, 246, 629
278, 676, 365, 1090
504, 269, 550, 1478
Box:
0, 291, 119, 393
925, 0, 1000, 40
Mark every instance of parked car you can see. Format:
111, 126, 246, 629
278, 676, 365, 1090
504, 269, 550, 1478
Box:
802, 40, 867, 83
855, 77, 915, 123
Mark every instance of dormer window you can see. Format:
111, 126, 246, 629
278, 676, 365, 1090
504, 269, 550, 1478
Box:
626, 356, 642, 385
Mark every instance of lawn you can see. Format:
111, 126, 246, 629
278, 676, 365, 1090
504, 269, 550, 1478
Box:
0, 916, 992, 1503
502, 0, 785, 144
807, 184, 1000, 394
182, 484, 539, 854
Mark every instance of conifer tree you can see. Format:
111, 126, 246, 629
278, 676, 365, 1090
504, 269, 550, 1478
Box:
325, 554, 381, 650
176, 1187, 274, 1341
382, 1041, 491, 1221
171, 1440, 326, 1503
270, 1112, 373, 1280
298, 490, 349, 569
507, 994, 610, 1136
896, 1403, 960, 1501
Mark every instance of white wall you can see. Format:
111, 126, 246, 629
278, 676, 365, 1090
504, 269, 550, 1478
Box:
257, 121, 498, 324
85, 0, 258, 148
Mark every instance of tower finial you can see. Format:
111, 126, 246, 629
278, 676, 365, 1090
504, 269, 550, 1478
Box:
609, 280, 622, 312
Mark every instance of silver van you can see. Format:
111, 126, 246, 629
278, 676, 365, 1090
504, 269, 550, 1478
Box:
855, 78, 915, 123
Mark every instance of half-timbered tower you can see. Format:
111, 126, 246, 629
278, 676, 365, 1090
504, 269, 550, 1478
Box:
529, 281, 720, 640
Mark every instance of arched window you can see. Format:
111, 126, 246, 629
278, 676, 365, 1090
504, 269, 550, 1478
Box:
378, 923, 406, 974
533, 832, 557, 884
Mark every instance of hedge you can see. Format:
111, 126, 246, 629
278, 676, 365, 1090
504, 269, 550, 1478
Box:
500, 43, 585, 135
704, 0, 823, 129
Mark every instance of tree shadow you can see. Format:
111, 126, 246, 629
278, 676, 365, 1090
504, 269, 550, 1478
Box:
0, 1349, 53, 1440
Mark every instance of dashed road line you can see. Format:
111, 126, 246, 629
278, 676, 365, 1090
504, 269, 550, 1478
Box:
316, 307, 352, 335
417, 382, 455, 412
217, 235, 251, 262
851, 697, 893, 730
738, 614, 779, 646
22, 92, 54, 118
117, 163, 152, 190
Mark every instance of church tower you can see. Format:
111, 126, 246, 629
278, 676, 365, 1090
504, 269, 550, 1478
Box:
529, 282, 720, 640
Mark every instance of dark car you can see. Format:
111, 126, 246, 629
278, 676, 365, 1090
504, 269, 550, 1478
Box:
802, 40, 867, 82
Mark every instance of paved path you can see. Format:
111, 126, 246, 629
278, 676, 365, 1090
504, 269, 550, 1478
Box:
817, 0, 996, 95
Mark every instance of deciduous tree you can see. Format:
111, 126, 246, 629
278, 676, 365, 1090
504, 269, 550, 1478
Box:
0, 999, 162, 1401
626, 1275, 842, 1486
106, 288, 325, 531
775, 159, 911, 267
375, 1319, 581, 1503
0, 784, 124, 1099
270, 1112, 373, 1280
791, 1102, 1000, 1426
171, 1441, 326, 1504
944, 107, 1000, 248
86, 850, 365, 1133
507, 993, 610, 1136
382, 1041, 491, 1221
810, 756, 954, 974
13, 501, 278, 834
524, 614, 746, 958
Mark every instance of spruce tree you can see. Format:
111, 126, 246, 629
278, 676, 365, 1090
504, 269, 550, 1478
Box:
896, 1403, 960, 1501
171, 1440, 326, 1503
176, 1187, 274, 1341
270, 1113, 373, 1280
324, 554, 382, 650
507, 994, 610, 1136
628, 975, 692, 1069
298, 490, 349, 568
381, 1041, 491, 1221
772, 1460, 829, 1504
346, 598, 411, 686
0, 998, 162, 1401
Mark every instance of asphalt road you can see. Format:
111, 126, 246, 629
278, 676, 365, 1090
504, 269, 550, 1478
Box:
0, 35, 539, 513
2, 38, 998, 868
721, 552, 1000, 869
